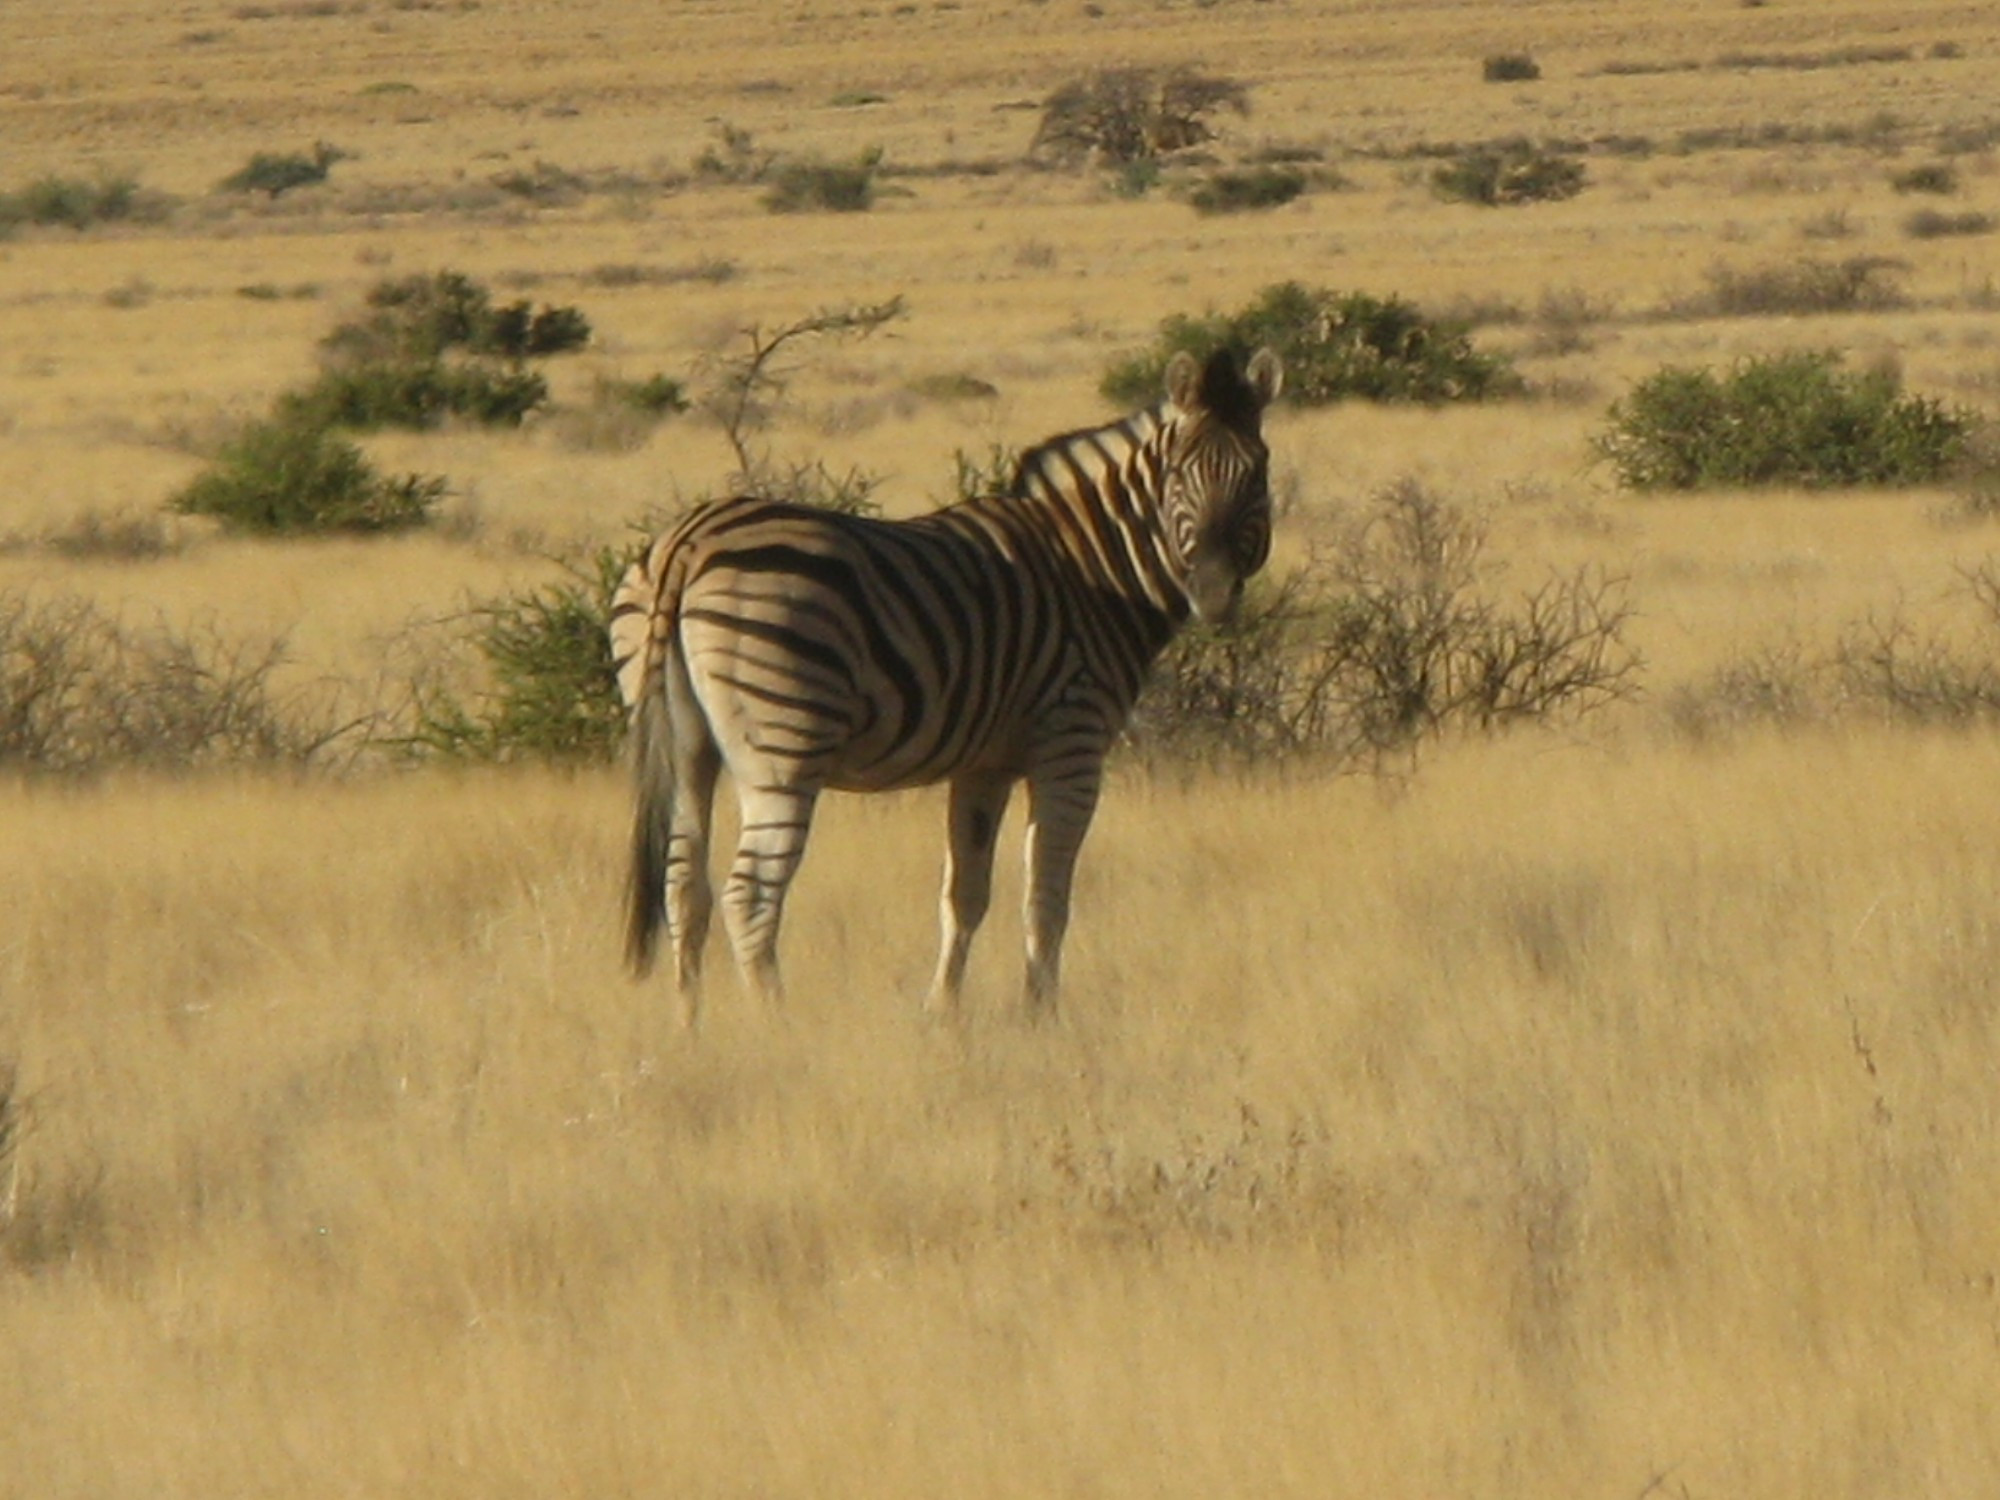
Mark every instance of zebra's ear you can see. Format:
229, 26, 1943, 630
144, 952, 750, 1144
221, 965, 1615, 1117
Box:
1245, 347, 1284, 408
1164, 351, 1203, 411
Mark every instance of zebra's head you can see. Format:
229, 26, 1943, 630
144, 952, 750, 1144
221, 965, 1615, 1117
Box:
1160, 345, 1285, 623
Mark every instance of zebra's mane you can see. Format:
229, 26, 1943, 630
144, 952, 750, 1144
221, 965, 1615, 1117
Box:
1001, 405, 1167, 503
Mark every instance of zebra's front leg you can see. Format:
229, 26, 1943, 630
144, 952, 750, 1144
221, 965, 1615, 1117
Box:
926, 771, 1015, 1015
720, 780, 820, 1007
1021, 761, 1104, 1017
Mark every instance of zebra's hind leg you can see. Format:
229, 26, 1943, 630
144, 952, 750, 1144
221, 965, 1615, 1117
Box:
926, 770, 1015, 1015
1021, 759, 1105, 1017
720, 779, 821, 1007
666, 731, 722, 1028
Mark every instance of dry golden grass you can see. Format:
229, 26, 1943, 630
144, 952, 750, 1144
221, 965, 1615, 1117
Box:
8, 0, 2000, 1492
8, 738, 2000, 1495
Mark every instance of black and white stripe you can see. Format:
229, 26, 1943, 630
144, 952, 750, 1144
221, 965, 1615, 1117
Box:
610, 345, 1282, 1022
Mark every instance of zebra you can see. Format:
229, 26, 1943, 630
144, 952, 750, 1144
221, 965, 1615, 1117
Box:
609, 344, 1283, 1024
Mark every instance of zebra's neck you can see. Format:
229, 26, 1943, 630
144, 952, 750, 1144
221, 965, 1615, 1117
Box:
986, 407, 1188, 620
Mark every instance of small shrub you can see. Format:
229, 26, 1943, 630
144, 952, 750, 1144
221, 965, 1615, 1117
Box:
490, 160, 587, 204
282, 360, 548, 430
692, 121, 771, 183
218, 142, 345, 197
1, 173, 170, 230
1904, 208, 1994, 239
1102, 281, 1520, 409
602, 372, 689, 416
0, 592, 353, 774
1132, 480, 1636, 765
1187, 165, 1304, 214
169, 414, 446, 533
1889, 161, 1958, 195
407, 545, 634, 763
1432, 142, 1585, 205
1482, 53, 1542, 83
322, 270, 591, 365
1033, 66, 1250, 166
1595, 351, 1974, 490
761, 149, 882, 212
1686, 255, 1908, 317
1526, 286, 1611, 356
747, 458, 883, 516
945, 443, 1023, 505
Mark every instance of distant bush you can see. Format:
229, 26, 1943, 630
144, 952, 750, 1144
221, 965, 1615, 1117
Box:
1889, 161, 1957, 195
1102, 281, 1520, 409
0, 173, 172, 230
407, 545, 634, 764
1187, 165, 1304, 214
1482, 54, 1542, 82
321, 271, 590, 365
1595, 351, 1974, 490
762, 149, 882, 212
1032, 66, 1250, 166
1432, 141, 1585, 205
0, 592, 351, 774
1667, 575, 2000, 741
295, 271, 587, 430
692, 120, 771, 183
281, 359, 548, 431
169, 414, 446, 534
601, 372, 689, 416
1682, 255, 1908, 317
1904, 208, 1994, 240
218, 142, 346, 197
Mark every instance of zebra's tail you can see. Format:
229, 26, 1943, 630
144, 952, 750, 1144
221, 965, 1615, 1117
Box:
611, 538, 683, 977
624, 679, 674, 976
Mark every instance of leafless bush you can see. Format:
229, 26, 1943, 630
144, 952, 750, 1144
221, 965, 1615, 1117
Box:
0, 593, 364, 775
696, 297, 906, 504
1666, 570, 2000, 739
1132, 480, 1639, 767
1834, 608, 2000, 724
1671, 256, 1909, 317
1662, 640, 1833, 742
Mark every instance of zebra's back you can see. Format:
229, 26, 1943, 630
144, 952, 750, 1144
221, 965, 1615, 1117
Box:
611, 494, 1138, 794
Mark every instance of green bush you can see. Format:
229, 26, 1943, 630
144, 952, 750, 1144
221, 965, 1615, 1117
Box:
321, 271, 591, 365
169, 414, 446, 534
1594, 351, 1975, 490
600, 372, 689, 416
294, 271, 586, 431
1432, 142, 1585, 205
1187, 165, 1304, 214
281, 359, 548, 430
1102, 282, 1520, 409
762, 149, 882, 212
407, 545, 634, 763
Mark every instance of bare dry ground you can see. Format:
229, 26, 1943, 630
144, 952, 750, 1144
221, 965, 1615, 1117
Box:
6, 0, 2000, 1494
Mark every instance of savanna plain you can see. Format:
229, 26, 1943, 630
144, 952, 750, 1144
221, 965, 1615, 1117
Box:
7, 1, 2000, 1494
